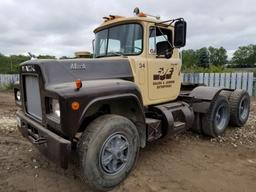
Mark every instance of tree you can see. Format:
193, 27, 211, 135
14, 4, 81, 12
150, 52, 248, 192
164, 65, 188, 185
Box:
197, 47, 209, 68
182, 49, 198, 68
208, 46, 227, 66
60, 56, 70, 59
37, 55, 56, 59
231, 44, 256, 67
10, 55, 30, 64
0, 54, 30, 74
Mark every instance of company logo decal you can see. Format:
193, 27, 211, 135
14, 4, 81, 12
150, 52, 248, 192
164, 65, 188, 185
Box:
153, 67, 175, 89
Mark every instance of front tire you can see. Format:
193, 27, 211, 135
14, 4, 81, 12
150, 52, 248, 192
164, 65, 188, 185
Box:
78, 114, 140, 191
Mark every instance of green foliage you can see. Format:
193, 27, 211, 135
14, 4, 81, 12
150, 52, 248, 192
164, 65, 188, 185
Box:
231, 44, 256, 67
59, 56, 73, 59
0, 83, 15, 90
182, 49, 198, 68
196, 47, 210, 68
182, 65, 234, 73
208, 46, 227, 66
182, 46, 228, 69
0, 54, 56, 74
0, 54, 27, 74
37, 55, 56, 59
182, 47, 230, 73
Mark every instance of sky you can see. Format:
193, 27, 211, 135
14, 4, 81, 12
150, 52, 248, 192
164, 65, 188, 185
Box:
0, 0, 255, 58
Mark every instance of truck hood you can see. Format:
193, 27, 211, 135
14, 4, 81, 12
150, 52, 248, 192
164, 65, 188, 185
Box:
21, 58, 133, 86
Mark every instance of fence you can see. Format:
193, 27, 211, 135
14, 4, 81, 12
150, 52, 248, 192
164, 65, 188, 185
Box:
1, 73, 256, 96
0, 74, 19, 87
182, 72, 255, 96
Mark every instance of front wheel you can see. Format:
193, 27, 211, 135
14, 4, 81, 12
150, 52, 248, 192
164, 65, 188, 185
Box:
78, 114, 140, 191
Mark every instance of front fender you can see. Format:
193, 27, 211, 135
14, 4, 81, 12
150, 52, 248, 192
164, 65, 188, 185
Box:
48, 79, 146, 146
79, 93, 146, 147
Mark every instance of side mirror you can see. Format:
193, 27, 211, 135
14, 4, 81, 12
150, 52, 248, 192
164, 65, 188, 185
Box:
174, 20, 187, 48
156, 41, 173, 59
133, 7, 140, 15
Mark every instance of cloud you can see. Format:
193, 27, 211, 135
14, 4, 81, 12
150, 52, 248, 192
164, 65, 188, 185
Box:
0, 0, 255, 57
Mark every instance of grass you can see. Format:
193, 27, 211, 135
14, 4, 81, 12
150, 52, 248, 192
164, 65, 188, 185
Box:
0, 83, 15, 90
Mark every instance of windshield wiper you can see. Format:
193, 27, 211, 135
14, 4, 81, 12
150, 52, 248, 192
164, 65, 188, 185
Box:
95, 51, 126, 58
107, 51, 125, 57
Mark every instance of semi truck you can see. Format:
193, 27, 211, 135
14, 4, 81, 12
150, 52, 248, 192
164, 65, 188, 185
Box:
14, 8, 250, 191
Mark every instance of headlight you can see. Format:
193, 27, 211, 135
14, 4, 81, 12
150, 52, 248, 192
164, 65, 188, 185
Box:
51, 99, 60, 117
16, 90, 21, 101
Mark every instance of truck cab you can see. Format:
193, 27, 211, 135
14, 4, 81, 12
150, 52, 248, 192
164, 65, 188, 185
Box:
93, 14, 186, 105
14, 8, 250, 191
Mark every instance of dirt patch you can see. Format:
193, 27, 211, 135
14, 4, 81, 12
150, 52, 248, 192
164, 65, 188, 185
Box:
0, 91, 256, 192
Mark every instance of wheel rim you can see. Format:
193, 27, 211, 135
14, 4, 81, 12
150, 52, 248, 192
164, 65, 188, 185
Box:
239, 96, 249, 121
100, 133, 130, 175
215, 104, 228, 131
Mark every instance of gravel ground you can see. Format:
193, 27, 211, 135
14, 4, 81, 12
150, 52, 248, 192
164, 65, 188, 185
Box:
0, 90, 256, 192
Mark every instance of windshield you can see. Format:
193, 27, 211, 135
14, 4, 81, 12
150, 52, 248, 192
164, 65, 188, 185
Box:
94, 23, 143, 58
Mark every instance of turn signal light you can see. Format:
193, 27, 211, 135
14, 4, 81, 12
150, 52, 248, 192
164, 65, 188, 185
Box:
71, 101, 80, 111
76, 79, 82, 90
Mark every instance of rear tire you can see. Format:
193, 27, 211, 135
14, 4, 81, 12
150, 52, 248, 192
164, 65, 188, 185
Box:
219, 90, 232, 99
201, 95, 230, 137
229, 89, 250, 127
78, 114, 139, 191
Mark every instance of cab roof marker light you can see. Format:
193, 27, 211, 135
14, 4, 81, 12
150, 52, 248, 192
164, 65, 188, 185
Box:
103, 15, 124, 22
133, 7, 160, 20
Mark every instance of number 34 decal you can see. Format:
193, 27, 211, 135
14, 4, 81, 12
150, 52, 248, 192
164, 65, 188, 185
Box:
139, 63, 145, 68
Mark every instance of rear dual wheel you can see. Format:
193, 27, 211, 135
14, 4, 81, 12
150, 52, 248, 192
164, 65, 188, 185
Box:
196, 89, 250, 137
220, 89, 250, 127
229, 89, 250, 127
201, 95, 230, 137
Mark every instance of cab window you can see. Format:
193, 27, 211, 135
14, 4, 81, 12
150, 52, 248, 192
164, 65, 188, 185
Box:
94, 24, 143, 57
149, 27, 172, 55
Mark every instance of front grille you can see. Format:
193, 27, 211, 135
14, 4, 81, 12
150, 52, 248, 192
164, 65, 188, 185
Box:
24, 76, 42, 120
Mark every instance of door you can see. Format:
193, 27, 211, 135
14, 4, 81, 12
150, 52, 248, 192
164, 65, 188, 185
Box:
147, 26, 181, 104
